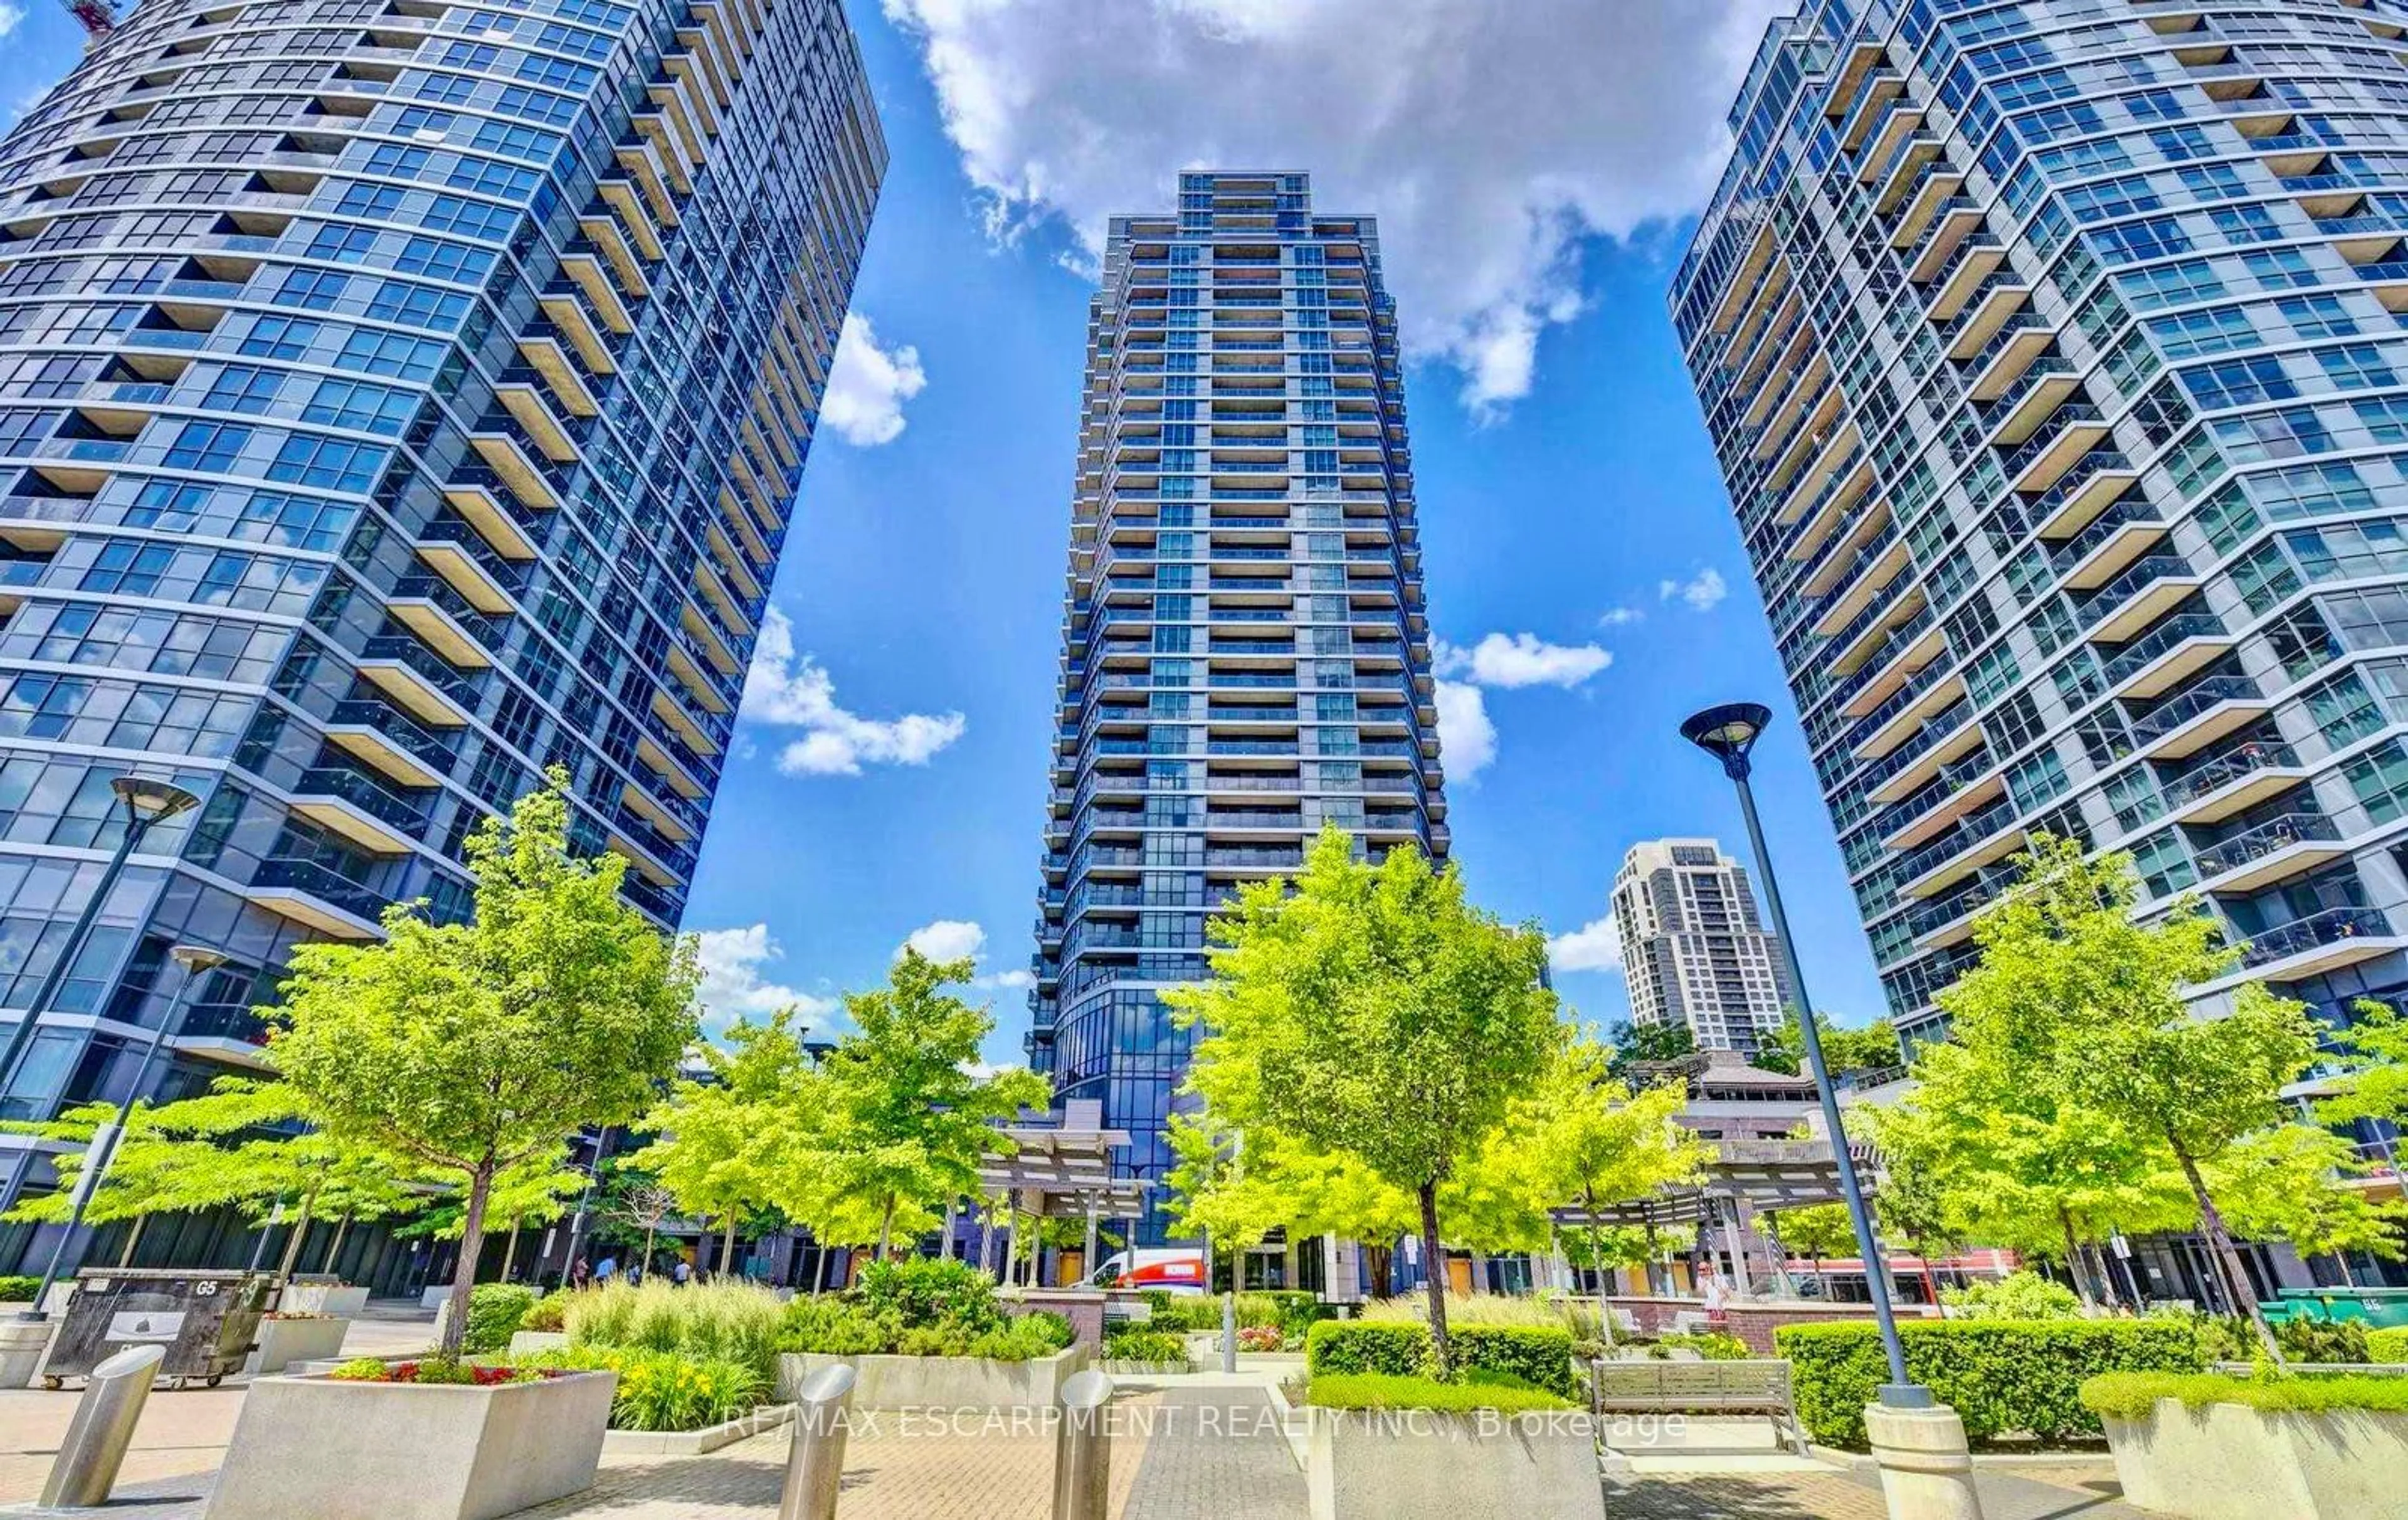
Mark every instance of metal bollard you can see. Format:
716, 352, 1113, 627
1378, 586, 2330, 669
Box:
40, 1344, 164, 1509
1051, 1369, 1114, 1520
776, 1363, 857, 1520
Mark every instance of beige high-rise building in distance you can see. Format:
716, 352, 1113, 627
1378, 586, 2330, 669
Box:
1611, 838, 1795, 1053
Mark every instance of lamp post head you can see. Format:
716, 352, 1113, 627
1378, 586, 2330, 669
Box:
168, 944, 228, 978
1680, 702, 1775, 781
110, 776, 201, 825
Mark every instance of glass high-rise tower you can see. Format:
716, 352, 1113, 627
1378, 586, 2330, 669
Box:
0, 0, 883, 1269
1028, 172, 1448, 1238
1676, 0, 2408, 1051
1611, 838, 1796, 1055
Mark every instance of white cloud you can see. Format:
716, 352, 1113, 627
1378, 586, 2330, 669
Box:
900, 918, 987, 963
1435, 631, 1610, 690
983, 968, 1036, 991
1548, 912, 1624, 974
692, 924, 838, 1033
1598, 606, 1645, 628
0, 6, 25, 41
742, 607, 966, 776
880, 0, 1786, 415
820, 312, 927, 447
1660, 568, 1729, 613
1434, 680, 1496, 781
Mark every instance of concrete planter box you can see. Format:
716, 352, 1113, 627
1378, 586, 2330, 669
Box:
603, 1402, 793, 1455
245, 1314, 353, 1374
509, 1329, 571, 1357
203, 1368, 616, 1520
774, 1346, 1085, 1408
2102, 1396, 2408, 1520
1100, 1358, 1193, 1376
1304, 1405, 1603, 1520
0, 1317, 54, 1389
277, 1280, 369, 1318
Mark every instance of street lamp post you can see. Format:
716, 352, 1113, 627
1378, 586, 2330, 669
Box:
1678, 703, 1926, 1408
17, 944, 227, 1323
0, 778, 203, 1115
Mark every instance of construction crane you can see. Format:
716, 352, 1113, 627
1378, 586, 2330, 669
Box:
60, 0, 121, 39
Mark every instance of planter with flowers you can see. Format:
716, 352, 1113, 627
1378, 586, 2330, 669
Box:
202, 1358, 616, 1520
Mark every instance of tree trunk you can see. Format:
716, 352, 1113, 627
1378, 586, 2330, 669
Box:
440, 1163, 495, 1359
116, 1213, 147, 1268
1365, 1243, 1392, 1300
876, 1193, 896, 1262
2088, 1242, 2123, 1310
643, 1221, 658, 1273
1416, 1181, 1451, 1376
1582, 1189, 1617, 1348
500, 1226, 520, 1284
2059, 1206, 2096, 1311
722, 1213, 739, 1279
322, 1213, 352, 1276
2173, 1142, 2281, 1362
1810, 1255, 1825, 1296
275, 1186, 319, 1282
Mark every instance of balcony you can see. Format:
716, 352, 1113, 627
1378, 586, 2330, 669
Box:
2079, 554, 2202, 643
246, 857, 387, 939
1945, 278, 2031, 359
324, 697, 457, 789
389, 575, 504, 668
2131, 674, 2271, 761
2028, 450, 2139, 539
2001, 403, 2111, 495
2163, 740, 2308, 826
1863, 702, 1982, 806
441, 480, 541, 561
1983, 354, 2081, 447
1881, 753, 2005, 853
1928, 233, 2005, 320
2103, 611, 2235, 700
1897, 796, 2024, 900
415, 527, 522, 615
1964, 314, 2052, 401
2192, 812, 2346, 894
1852, 667, 1967, 761
289, 766, 431, 855
2051, 499, 2167, 591
357, 635, 481, 727
2212, 906, 2406, 990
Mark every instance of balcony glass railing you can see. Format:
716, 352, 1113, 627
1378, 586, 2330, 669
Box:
359, 635, 485, 710
2237, 905, 2391, 968
295, 766, 431, 837
252, 857, 391, 921
2163, 739, 2300, 809
2049, 499, 2163, 578
2077, 554, 2195, 630
2101, 612, 2227, 687
2193, 811, 2338, 880
2130, 673, 2262, 746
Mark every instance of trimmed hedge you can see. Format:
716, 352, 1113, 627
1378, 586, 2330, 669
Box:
1776, 1319, 2206, 1451
2082, 1370, 2408, 1420
1309, 1371, 1576, 1413
1304, 1319, 1577, 1396
463, 1284, 539, 1355
2368, 1326, 2408, 1364
0, 1275, 39, 1303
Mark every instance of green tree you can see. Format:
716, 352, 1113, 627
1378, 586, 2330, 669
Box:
1754, 1013, 1899, 1078
2323, 1000, 2408, 1131
635, 1008, 820, 1274
267, 775, 700, 1355
398, 1148, 584, 1282
790, 951, 1047, 1260
1773, 1202, 1854, 1294
1606, 1018, 1695, 1085
1937, 837, 2321, 1358
1167, 826, 1563, 1373
1868, 1143, 1962, 1306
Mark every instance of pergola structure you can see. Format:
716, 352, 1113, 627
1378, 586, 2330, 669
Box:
1551, 1137, 1872, 1298
963, 1100, 1149, 1282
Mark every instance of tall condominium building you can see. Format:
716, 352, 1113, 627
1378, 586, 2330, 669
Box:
1028, 172, 1448, 1239
1610, 838, 1795, 1053
0, 0, 882, 1270
1674, 0, 2408, 1049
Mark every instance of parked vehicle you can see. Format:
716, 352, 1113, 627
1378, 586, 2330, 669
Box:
1089, 1248, 1207, 1295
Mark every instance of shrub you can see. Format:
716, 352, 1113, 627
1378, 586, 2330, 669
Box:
2275, 1316, 2370, 1365
853, 1258, 1003, 1333
776, 1301, 897, 1357
1777, 1319, 2206, 1450
1941, 1272, 2081, 1321
463, 1284, 538, 1355
1238, 1325, 1284, 1353
0, 1276, 40, 1303
771, 1289, 1069, 1363
525, 1344, 764, 1430
1141, 1289, 1174, 1316
565, 1279, 783, 1382
2081, 1370, 2408, 1420
1306, 1321, 1434, 1379
1308, 1370, 1575, 1413
1105, 1327, 1190, 1366
1146, 1297, 1225, 1332
2367, 1326, 2408, 1364
1655, 1332, 1751, 1362
1360, 1292, 1574, 1329
1452, 1326, 1578, 1398
521, 1293, 569, 1333
330, 1356, 543, 1387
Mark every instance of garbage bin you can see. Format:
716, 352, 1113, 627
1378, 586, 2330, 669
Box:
40, 1269, 272, 1390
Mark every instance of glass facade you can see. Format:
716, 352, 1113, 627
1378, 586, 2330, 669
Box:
1610, 838, 1795, 1055
1028, 172, 1447, 1239
0, 0, 884, 1262
1674, 0, 2408, 1049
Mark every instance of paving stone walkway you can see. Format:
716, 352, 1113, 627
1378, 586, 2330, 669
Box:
1607, 1464, 2141, 1519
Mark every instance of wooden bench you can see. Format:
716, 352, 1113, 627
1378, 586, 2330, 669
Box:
1588, 1358, 1809, 1454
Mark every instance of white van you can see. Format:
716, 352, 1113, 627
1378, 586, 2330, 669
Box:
1088, 1247, 1208, 1296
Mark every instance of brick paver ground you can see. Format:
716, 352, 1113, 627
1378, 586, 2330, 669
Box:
1122, 1385, 1307, 1519
1608, 1464, 2141, 1519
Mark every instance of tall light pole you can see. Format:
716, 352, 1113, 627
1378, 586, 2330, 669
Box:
1679, 702, 1930, 1409
17, 943, 227, 1322
0, 778, 202, 1116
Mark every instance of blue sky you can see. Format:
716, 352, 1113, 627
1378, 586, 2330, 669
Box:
0, 1, 1891, 1058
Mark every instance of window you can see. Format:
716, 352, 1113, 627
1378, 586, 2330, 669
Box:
2181, 354, 2296, 410
2318, 342, 2399, 391
2151, 304, 2254, 359
162, 421, 250, 472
